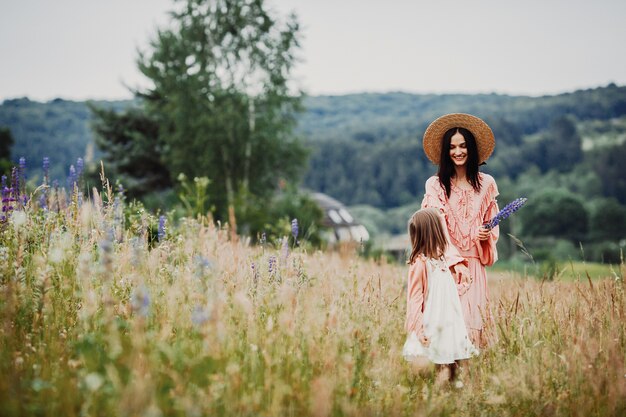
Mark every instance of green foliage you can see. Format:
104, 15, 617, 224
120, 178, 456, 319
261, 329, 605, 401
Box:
519, 188, 589, 243
588, 140, 626, 204
176, 174, 213, 219
588, 198, 626, 242
0, 126, 14, 175
134, 0, 307, 221
235, 184, 325, 247
89, 105, 172, 198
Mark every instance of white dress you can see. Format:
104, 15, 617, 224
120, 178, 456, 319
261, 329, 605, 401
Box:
402, 257, 478, 364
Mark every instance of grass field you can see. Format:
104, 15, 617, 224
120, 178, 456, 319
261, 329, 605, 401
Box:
491, 260, 623, 281
1, 191, 625, 416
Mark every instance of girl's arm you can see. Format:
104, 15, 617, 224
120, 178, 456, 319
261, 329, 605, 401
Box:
405, 260, 427, 340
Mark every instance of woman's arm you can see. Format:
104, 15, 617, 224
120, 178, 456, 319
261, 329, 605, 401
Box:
476, 178, 500, 266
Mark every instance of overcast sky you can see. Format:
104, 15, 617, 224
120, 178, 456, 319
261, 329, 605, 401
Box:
1, 0, 625, 102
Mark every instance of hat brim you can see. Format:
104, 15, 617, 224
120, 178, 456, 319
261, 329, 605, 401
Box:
422, 113, 495, 165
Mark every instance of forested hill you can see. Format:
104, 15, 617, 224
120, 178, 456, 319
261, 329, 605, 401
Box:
1, 84, 625, 207
297, 83, 626, 142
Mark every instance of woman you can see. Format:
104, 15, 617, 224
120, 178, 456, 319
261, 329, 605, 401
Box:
420, 113, 499, 348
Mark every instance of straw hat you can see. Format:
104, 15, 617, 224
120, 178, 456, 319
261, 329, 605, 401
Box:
422, 113, 495, 165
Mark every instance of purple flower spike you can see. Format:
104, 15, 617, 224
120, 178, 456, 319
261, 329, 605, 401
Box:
268, 256, 277, 275
158, 215, 166, 242
76, 158, 84, 177
484, 198, 528, 230
291, 218, 299, 240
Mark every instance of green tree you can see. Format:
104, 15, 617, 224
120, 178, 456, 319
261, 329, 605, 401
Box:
89, 106, 172, 198
545, 116, 583, 172
520, 188, 589, 243
135, 0, 307, 222
588, 198, 626, 242
0, 127, 14, 175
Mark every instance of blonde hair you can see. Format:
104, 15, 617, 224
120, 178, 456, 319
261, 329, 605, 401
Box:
407, 208, 448, 264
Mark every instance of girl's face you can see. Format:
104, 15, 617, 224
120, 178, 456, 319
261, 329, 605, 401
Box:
449, 131, 468, 166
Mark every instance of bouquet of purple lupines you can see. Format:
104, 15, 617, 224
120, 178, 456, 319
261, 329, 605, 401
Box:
483, 197, 528, 230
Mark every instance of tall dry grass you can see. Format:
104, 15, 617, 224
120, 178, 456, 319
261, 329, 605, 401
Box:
0, 193, 624, 416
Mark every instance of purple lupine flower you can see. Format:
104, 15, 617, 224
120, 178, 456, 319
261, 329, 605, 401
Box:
268, 256, 277, 275
1, 186, 11, 222
291, 218, 299, 240
484, 198, 528, 230
158, 215, 166, 241
1, 176, 6, 189
76, 158, 84, 178
67, 164, 76, 190
193, 255, 213, 278
10, 167, 19, 202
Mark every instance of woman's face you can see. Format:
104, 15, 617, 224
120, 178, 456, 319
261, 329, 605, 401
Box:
449, 131, 468, 166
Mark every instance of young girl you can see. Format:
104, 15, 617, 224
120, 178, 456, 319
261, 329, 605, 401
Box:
403, 208, 478, 378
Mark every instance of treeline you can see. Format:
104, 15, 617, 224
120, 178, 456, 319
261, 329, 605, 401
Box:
2, 84, 625, 208
1, 86, 626, 256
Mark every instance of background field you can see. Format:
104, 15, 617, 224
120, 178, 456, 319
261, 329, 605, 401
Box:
1, 193, 624, 416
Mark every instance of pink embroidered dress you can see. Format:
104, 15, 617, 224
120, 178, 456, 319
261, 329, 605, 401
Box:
421, 173, 499, 348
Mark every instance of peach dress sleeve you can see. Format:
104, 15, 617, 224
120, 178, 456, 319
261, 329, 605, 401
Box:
405, 259, 426, 337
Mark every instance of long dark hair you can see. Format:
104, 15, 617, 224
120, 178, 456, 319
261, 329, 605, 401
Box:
437, 127, 481, 198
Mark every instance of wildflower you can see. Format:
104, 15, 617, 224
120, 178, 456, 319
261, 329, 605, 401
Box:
268, 256, 277, 275
98, 232, 114, 273
158, 215, 166, 241
131, 285, 151, 317
10, 167, 19, 202
84, 373, 104, 392
251, 262, 259, 286
193, 255, 213, 278
191, 304, 210, 326
484, 197, 528, 230
291, 218, 299, 240
67, 164, 76, 190
76, 158, 84, 178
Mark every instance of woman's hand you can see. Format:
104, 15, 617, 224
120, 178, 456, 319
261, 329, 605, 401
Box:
477, 226, 491, 241
418, 332, 430, 347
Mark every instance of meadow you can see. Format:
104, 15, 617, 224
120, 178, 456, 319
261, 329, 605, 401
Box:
1, 181, 625, 417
